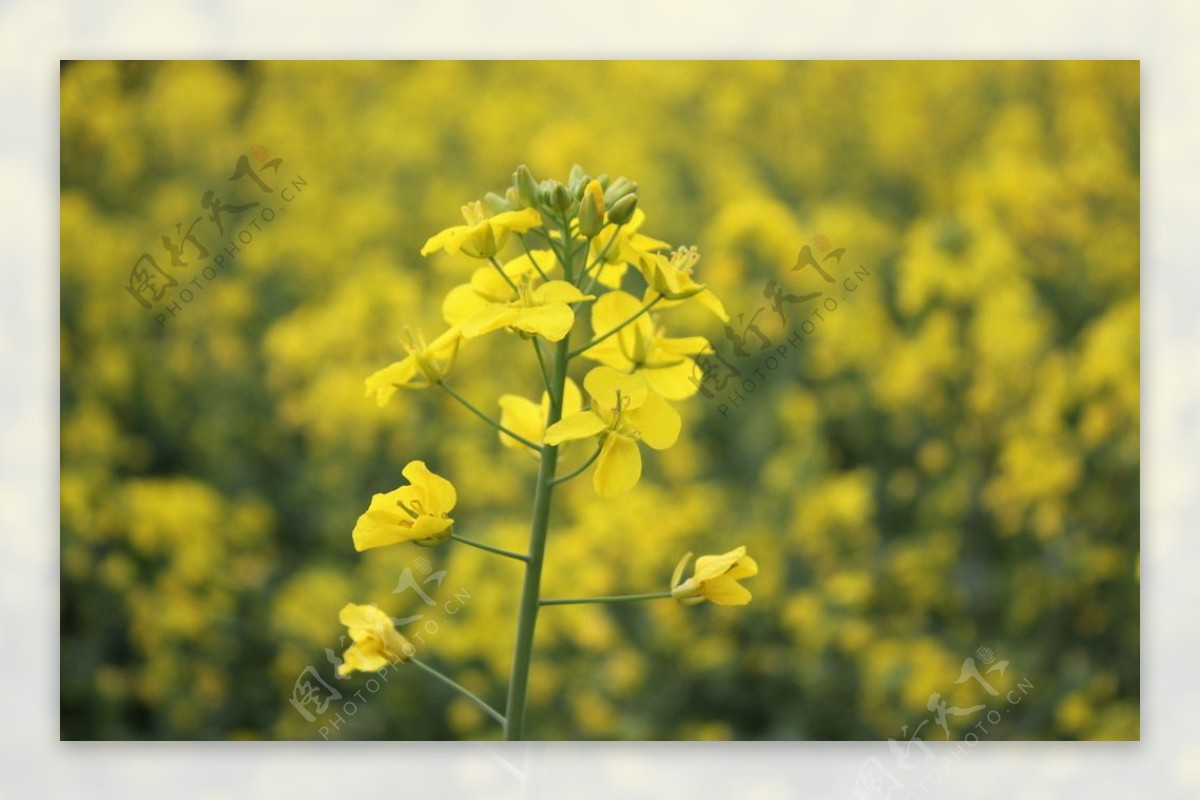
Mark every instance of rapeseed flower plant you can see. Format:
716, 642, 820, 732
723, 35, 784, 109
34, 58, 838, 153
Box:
345, 165, 752, 738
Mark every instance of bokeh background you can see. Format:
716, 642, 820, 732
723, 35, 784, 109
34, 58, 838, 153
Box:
59, 60, 1139, 741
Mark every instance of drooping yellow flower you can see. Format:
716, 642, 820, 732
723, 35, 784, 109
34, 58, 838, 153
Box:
670, 546, 758, 606
420, 201, 543, 259
543, 366, 680, 497
586, 208, 670, 289
498, 378, 583, 456
352, 460, 456, 551
336, 603, 413, 676
582, 290, 710, 400
634, 246, 729, 321
364, 326, 461, 406
442, 250, 556, 325
459, 277, 593, 342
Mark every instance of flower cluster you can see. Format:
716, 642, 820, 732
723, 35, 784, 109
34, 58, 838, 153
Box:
336, 166, 756, 733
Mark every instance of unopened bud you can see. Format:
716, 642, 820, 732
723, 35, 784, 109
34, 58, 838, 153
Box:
567, 164, 589, 194
578, 179, 606, 237
603, 177, 636, 207
606, 193, 638, 225
483, 191, 511, 214
513, 164, 538, 208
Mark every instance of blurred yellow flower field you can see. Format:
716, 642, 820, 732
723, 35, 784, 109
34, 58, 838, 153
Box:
60, 60, 1139, 741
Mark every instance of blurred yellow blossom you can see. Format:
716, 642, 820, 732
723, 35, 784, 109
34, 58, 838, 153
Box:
671, 546, 759, 606
336, 603, 413, 677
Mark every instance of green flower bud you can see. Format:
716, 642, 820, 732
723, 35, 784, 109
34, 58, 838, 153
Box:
513, 164, 538, 208
550, 183, 574, 216
483, 191, 512, 214
603, 177, 636, 207
567, 164, 589, 194
606, 193, 638, 225
578, 179, 606, 238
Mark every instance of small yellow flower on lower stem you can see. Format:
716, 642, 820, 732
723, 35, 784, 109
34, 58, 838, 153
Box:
498, 378, 582, 456
364, 326, 462, 406
670, 546, 758, 606
543, 366, 681, 497
352, 461, 457, 551
336, 603, 414, 677
420, 201, 542, 259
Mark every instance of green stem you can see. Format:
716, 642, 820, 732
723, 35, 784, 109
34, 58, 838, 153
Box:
539, 591, 673, 606
532, 338, 557, 405
439, 381, 542, 452
569, 294, 664, 359
504, 226, 575, 741
410, 656, 506, 727
518, 235, 552, 282
579, 223, 624, 293
547, 444, 602, 486
488, 256, 519, 294
450, 532, 529, 563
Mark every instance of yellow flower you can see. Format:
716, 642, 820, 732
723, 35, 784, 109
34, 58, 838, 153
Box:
441, 250, 556, 325
587, 208, 670, 288
543, 366, 681, 497
459, 277, 593, 342
634, 246, 729, 321
352, 461, 457, 551
670, 546, 758, 606
420, 201, 543, 259
364, 326, 461, 406
336, 603, 413, 676
498, 378, 583, 456
582, 290, 710, 400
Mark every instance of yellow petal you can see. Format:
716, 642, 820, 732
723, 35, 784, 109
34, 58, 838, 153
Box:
469, 265, 520, 300
504, 248, 557, 278
364, 357, 419, 406
727, 554, 759, 580
589, 289, 643, 333
594, 261, 628, 289
643, 356, 700, 401
352, 515, 414, 551
693, 547, 747, 580
584, 365, 648, 409
401, 460, 457, 512
701, 576, 752, 606
489, 207, 542, 234
499, 394, 546, 452
657, 335, 710, 356
512, 303, 576, 341
534, 280, 592, 305
560, 377, 583, 416
623, 391, 680, 449
338, 602, 390, 631
442, 283, 491, 325
420, 224, 468, 256
593, 434, 642, 497
409, 514, 453, 541
461, 304, 519, 338
694, 289, 730, 322
544, 411, 607, 445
